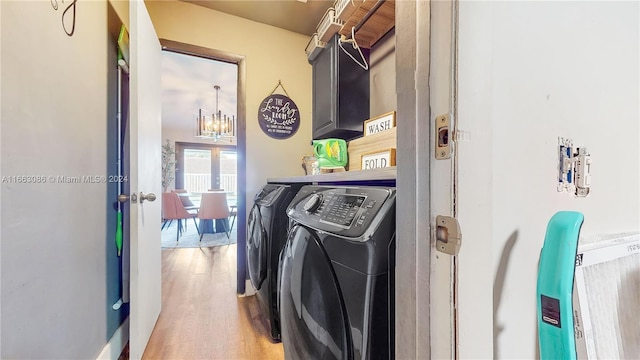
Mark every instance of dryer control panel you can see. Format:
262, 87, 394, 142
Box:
287, 185, 394, 238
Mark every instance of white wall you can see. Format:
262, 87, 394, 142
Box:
1, 1, 122, 358
457, 2, 640, 358
160, 50, 239, 149
146, 1, 312, 215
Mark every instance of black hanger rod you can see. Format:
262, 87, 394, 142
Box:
348, 0, 386, 39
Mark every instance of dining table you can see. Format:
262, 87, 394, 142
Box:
177, 191, 236, 234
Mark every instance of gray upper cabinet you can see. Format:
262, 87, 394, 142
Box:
311, 34, 370, 141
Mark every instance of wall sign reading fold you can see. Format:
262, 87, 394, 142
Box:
362, 148, 396, 170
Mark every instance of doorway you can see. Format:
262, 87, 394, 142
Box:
160, 39, 248, 294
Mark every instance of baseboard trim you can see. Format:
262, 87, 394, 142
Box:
96, 316, 129, 360
238, 279, 256, 297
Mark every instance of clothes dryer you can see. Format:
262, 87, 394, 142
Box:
278, 185, 396, 359
247, 183, 303, 341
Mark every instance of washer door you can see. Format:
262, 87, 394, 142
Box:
279, 224, 352, 360
247, 204, 268, 290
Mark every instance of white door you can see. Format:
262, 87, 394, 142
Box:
451, 2, 494, 357
128, 1, 162, 359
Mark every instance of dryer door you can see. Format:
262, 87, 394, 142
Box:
279, 224, 352, 360
247, 204, 268, 290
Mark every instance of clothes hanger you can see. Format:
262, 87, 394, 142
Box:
338, 26, 369, 71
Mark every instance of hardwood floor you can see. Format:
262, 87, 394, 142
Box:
142, 245, 284, 360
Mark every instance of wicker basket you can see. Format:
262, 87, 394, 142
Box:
305, 33, 326, 62
334, 0, 364, 22
317, 8, 344, 43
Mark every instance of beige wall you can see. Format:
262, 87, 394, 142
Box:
1, 0, 124, 357
146, 1, 313, 213
369, 29, 396, 117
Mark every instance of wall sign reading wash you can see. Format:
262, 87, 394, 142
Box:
258, 94, 300, 140
363, 111, 396, 136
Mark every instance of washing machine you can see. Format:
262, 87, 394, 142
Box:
278, 185, 396, 359
247, 183, 303, 341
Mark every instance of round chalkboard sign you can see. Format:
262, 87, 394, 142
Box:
258, 94, 300, 139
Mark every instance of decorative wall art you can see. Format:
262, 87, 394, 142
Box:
258, 81, 300, 139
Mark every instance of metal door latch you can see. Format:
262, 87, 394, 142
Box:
435, 215, 462, 255
435, 114, 451, 160
118, 193, 137, 203
558, 137, 591, 197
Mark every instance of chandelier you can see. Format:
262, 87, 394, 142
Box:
196, 85, 236, 141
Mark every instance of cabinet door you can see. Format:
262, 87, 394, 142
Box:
312, 38, 336, 139
337, 42, 369, 134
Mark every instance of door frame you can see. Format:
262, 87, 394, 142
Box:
159, 39, 248, 294
174, 142, 237, 191
396, 0, 457, 358
395, 1, 426, 358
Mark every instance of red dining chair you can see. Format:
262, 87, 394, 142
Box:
198, 192, 231, 242
161, 192, 177, 230
172, 189, 198, 211
164, 192, 199, 242
206, 189, 235, 231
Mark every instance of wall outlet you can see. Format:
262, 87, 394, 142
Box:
557, 137, 591, 197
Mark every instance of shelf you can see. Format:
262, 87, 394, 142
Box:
268, 166, 396, 184
338, 0, 395, 49
306, 0, 395, 61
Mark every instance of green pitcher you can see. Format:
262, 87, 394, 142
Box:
311, 139, 348, 168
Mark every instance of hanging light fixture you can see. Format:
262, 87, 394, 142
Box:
196, 84, 236, 141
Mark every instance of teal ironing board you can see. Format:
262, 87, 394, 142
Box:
537, 211, 584, 360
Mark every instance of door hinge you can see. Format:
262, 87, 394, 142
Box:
435, 215, 461, 255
